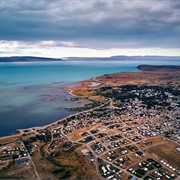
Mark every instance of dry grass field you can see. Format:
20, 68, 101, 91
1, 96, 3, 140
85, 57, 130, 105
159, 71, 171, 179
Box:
68, 128, 90, 141
0, 136, 20, 145
68, 68, 180, 98
30, 141, 99, 180
145, 139, 180, 170
0, 161, 9, 171
0, 161, 36, 179
137, 136, 166, 148
68, 123, 100, 141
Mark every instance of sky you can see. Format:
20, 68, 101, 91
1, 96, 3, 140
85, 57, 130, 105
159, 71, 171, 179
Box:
0, 0, 180, 58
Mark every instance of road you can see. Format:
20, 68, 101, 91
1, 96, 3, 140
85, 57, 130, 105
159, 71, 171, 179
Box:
21, 140, 41, 180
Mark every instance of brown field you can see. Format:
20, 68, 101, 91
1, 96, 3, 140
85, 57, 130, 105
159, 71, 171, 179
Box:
20, 133, 37, 141
137, 136, 166, 149
100, 153, 108, 160
145, 136, 165, 144
75, 145, 89, 154
68, 123, 100, 141
66, 69, 180, 98
0, 161, 9, 171
0, 161, 36, 179
94, 70, 180, 87
66, 81, 96, 97
110, 128, 124, 134
126, 121, 139, 126
0, 136, 20, 145
30, 141, 99, 180
145, 139, 180, 170
31, 143, 58, 180
52, 148, 98, 180
122, 172, 132, 180
101, 129, 117, 136
89, 95, 105, 101
68, 128, 90, 141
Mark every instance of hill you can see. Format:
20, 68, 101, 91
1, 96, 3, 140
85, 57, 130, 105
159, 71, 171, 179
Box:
64, 55, 180, 61
0, 56, 62, 62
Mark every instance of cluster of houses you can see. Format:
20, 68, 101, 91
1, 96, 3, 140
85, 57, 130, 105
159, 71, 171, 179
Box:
127, 158, 176, 179
91, 141, 106, 155
1, 84, 179, 179
0, 141, 28, 162
55, 85, 179, 179
99, 163, 122, 179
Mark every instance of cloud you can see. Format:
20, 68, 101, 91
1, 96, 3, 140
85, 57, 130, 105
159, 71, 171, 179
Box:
0, 0, 179, 49
0, 40, 79, 56
0, 40, 77, 50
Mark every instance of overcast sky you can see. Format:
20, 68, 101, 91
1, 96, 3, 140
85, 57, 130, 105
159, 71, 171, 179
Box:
0, 0, 180, 57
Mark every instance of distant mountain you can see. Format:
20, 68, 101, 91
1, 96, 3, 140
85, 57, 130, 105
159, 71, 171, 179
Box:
64, 56, 180, 61
110, 55, 180, 61
1, 55, 180, 62
0, 56, 62, 62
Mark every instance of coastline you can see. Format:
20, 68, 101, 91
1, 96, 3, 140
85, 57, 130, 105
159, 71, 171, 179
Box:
1, 64, 180, 140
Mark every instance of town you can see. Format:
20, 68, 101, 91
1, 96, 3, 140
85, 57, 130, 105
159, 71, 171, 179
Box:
0, 84, 180, 180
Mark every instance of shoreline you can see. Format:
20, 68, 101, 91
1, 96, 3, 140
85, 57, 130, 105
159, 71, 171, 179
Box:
0, 79, 101, 139
0, 97, 110, 141
0, 64, 180, 139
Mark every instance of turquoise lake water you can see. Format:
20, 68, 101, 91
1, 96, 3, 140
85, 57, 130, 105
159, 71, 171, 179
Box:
0, 60, 179, 136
